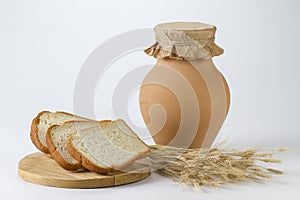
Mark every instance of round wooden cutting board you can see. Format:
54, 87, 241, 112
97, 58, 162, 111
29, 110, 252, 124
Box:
18, 153, 151, 188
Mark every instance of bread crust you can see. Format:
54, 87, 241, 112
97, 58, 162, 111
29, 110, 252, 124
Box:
67, 136, 112, 175
30, 111, 51, 154
31, 110, 107, 154
111, 151, 150, 171
46, 124, 82, 171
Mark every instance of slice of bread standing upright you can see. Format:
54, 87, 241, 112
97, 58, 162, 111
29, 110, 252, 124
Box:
46, 120, 111, 170
67, 119, 151, 174
30, 111, 90, 154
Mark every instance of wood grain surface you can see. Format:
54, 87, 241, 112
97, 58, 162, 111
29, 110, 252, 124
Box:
18, 152, 151, 188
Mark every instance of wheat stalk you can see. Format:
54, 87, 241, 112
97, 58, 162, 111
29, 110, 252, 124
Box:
148, 145, 284, 189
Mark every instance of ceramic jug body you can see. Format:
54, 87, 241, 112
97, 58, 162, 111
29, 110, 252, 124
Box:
139, 58, 230, 148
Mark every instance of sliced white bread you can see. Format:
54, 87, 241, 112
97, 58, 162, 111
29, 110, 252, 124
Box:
46, 120, 111, 170
67, 119, 151, 174
30, 111, 89, 154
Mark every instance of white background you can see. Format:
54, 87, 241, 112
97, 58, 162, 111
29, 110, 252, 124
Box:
0, 0, 299, 199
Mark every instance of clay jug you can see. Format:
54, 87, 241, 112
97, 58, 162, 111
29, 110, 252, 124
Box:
139, 22, 230, 149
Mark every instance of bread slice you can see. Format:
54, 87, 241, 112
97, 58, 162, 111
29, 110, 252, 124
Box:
67, 119, 151, 174
46, 120, 111, 171
30, 111, 89, 154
